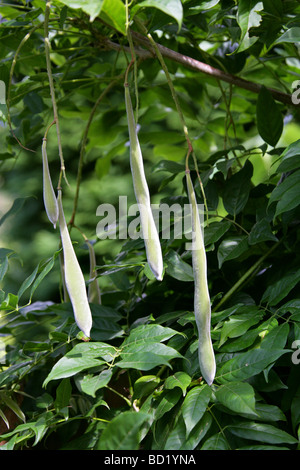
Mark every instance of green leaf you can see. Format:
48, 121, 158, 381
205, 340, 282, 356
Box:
17, 265, 39, 300
254, 403, 286, 423
0, 361, 32, 387
261, 268, 300, 306
27, 251, 61, 303
0, 256, 9, 282
256, 86, 283, 147
154, 388, 182, 421
217, 236, 249, 268
248, 218, 278, 245
54, 378, 72, 412
216, 348, 288, 384
95, 155, 112, 180
97, 411, 150, 450
99, 0, 126, 35
181, 385, 212, 437
133, 375, 161, 400
222, 161, 253, 216
268, 170, 300, 217
228, 421, 298, 445
80, 369, 113, 397
260, 323, 289, 350
164, 372, 191, 396
218, 308, 263, 347
43, 342, 118, 386
215, 382, 258, 417
164, 412, 212, 450
123, 324, 180, 347
57, 0, 103, 21
236, 0, 264, 53
0, 292, 18, 310
200, 433, 230, 450
1, 394, 26, 423
274, 27, 300, 45
132, 0, 183, 29
0, 197, 32, 227
57, 0, 126, 33
165, 250, 194, 282
36, 393, 53, 409
187, 0, 221, 11
23, 91, 44, 114
118, 342, 182, 371
277, 139, 300, 172
152, 159, 185, 174
291, 385, 300, 431
204, 221, 231, 246
23, 341, 52, 352
0, 409, 9, 430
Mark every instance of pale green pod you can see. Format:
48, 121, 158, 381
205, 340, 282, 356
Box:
57, 190, 92, 338
186, 171, 216, 386
125, 84, 163, 281
87, 241, 101, 305
42, 138, 59, 228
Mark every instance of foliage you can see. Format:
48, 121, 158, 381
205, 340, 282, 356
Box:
0, 0, 300, 451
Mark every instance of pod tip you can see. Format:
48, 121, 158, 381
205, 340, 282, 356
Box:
77, 330, 91, 342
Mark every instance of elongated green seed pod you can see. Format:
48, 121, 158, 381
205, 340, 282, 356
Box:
57, 190, 92, 338
87, 241, 101, 305
42, 138, 59, 228
125, 84, 163, 281
186, 171, 216, 386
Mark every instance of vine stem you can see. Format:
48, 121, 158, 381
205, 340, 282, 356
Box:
134, 19, 209, 220
125, 0, 139, 122
69, 77, 121, 227
212, 239, 283, 313
7, 21, 43, 152
129, 30, 296, 108
44, 1, 67, 188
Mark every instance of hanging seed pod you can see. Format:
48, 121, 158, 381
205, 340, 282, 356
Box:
87, 240, 101, 305
186, 171, 216, 386
42, 137, 59, 228
124, 83, 163, 281
57, 189, 92, 338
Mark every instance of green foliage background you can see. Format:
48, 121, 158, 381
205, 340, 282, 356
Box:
0, 0, 300, 450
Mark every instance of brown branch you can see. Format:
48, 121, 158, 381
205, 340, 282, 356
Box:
103, 31, 296, 108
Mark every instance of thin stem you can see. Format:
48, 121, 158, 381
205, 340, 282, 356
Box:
211, 213, 250, 236
139, 23, 209, 220
69, 78, 121, 227
129, 30, 296, 107
7, 22, 43, 152
44, 1, 67, 188
125, 0, 139, 122
212, 239, 283, 313
105, 385, 132, 407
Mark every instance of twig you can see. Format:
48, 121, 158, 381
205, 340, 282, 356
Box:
7, 22, 43, 152
69, 78, 121, 227
130, 30, 296, 107
44, 1, 67, 188
136, 22, 209, 220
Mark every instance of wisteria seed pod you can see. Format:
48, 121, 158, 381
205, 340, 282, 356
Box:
186, 171, 216, 386
57, 189, 92, 338
124, 83, 163, 281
